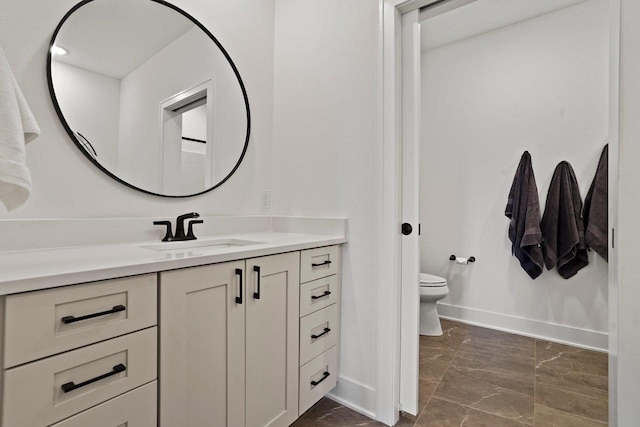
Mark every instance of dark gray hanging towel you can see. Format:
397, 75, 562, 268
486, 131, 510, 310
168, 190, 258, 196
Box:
505, 151, 544, 279
541, 161, 589, 279
583, 145, 608, 262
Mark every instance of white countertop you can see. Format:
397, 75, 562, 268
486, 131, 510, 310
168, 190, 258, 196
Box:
0, 231, 346, 295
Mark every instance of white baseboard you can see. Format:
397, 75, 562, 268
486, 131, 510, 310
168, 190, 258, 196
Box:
326, 375, 377, 420
437, 302, 608, 352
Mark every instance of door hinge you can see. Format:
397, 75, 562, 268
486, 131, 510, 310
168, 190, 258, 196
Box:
418, 223, 421, 236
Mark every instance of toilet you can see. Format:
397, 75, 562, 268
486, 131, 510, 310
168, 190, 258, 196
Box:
419, 273, 449, 336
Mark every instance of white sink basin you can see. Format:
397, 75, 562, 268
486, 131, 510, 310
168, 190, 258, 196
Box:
139, 238, 263, 252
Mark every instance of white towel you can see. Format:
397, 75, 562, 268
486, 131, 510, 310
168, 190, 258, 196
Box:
0, 46, 40, 212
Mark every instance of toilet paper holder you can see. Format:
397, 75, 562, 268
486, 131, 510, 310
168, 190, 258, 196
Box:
449, 254, 476, 264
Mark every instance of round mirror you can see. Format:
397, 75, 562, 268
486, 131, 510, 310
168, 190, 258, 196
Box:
47, 0, 250, 197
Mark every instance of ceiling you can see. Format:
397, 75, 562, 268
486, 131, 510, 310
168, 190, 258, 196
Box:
420, 0, 590, 51
53, 0, 193, 79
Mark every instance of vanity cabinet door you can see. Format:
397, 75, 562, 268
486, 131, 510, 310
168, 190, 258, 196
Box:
159, 261, 245, 427
245, 252, 300, 427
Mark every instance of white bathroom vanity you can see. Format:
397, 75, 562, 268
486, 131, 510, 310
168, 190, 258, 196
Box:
0, 216, 346, 427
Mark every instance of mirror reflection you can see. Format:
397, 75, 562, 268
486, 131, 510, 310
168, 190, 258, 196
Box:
48, 0, 250, 197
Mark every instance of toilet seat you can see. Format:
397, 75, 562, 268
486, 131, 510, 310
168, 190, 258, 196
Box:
419, 273, 447, 287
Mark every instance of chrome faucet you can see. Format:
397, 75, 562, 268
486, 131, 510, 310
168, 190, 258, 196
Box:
153, 212, 203, 242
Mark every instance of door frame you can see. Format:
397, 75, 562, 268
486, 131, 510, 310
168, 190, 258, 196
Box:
377, 0, 621, 425
377, 2, 437, 425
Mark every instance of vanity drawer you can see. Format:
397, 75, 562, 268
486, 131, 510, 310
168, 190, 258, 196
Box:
4, 273, 157, 368
50, 381, 157, 427
2, 327, 157, 427
299, 346, 338, 415
300, 245, 339, 283
300, 304, 339, 366
300, 275, 339, 317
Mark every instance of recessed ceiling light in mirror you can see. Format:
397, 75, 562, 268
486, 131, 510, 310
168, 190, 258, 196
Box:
51, 45, 68, 55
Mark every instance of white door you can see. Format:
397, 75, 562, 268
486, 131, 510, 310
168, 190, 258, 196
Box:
245, 252, 300, 427
399, 8, 421, 416
159, 261, 246, 427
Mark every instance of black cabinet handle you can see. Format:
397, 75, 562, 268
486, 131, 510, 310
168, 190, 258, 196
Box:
311, 371, 330, 387
311, 327, 331, 339
253, 266, 261, 300
311, 260, 332, 268
61, 305, 126, 324
61, 363, 126, 393
235, 269, 243, 304
311, 290, 332, 300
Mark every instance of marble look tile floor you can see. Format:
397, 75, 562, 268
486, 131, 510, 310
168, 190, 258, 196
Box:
293, 319, 608, 426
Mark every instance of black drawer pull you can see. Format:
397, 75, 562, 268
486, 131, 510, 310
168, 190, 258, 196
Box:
311, 290, 332, 300
311, 260, 332, 268
311, 327, 331, 339
311, 371, 330, 386
253, 265, 261, 300
235, 268, 243, 304
61, 363, 127, 393
61, 305, 126, 324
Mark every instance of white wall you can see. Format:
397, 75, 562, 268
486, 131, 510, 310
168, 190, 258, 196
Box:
50, 61, 120, 170
272, 0, 381, 416
182, 105, 207, 142
419, 0, 609, 349
0, 0, 274, 218
181, 151, 207, 194
181, 106, 207, 193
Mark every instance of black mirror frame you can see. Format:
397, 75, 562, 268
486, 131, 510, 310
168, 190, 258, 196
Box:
46, 0, 251, 198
